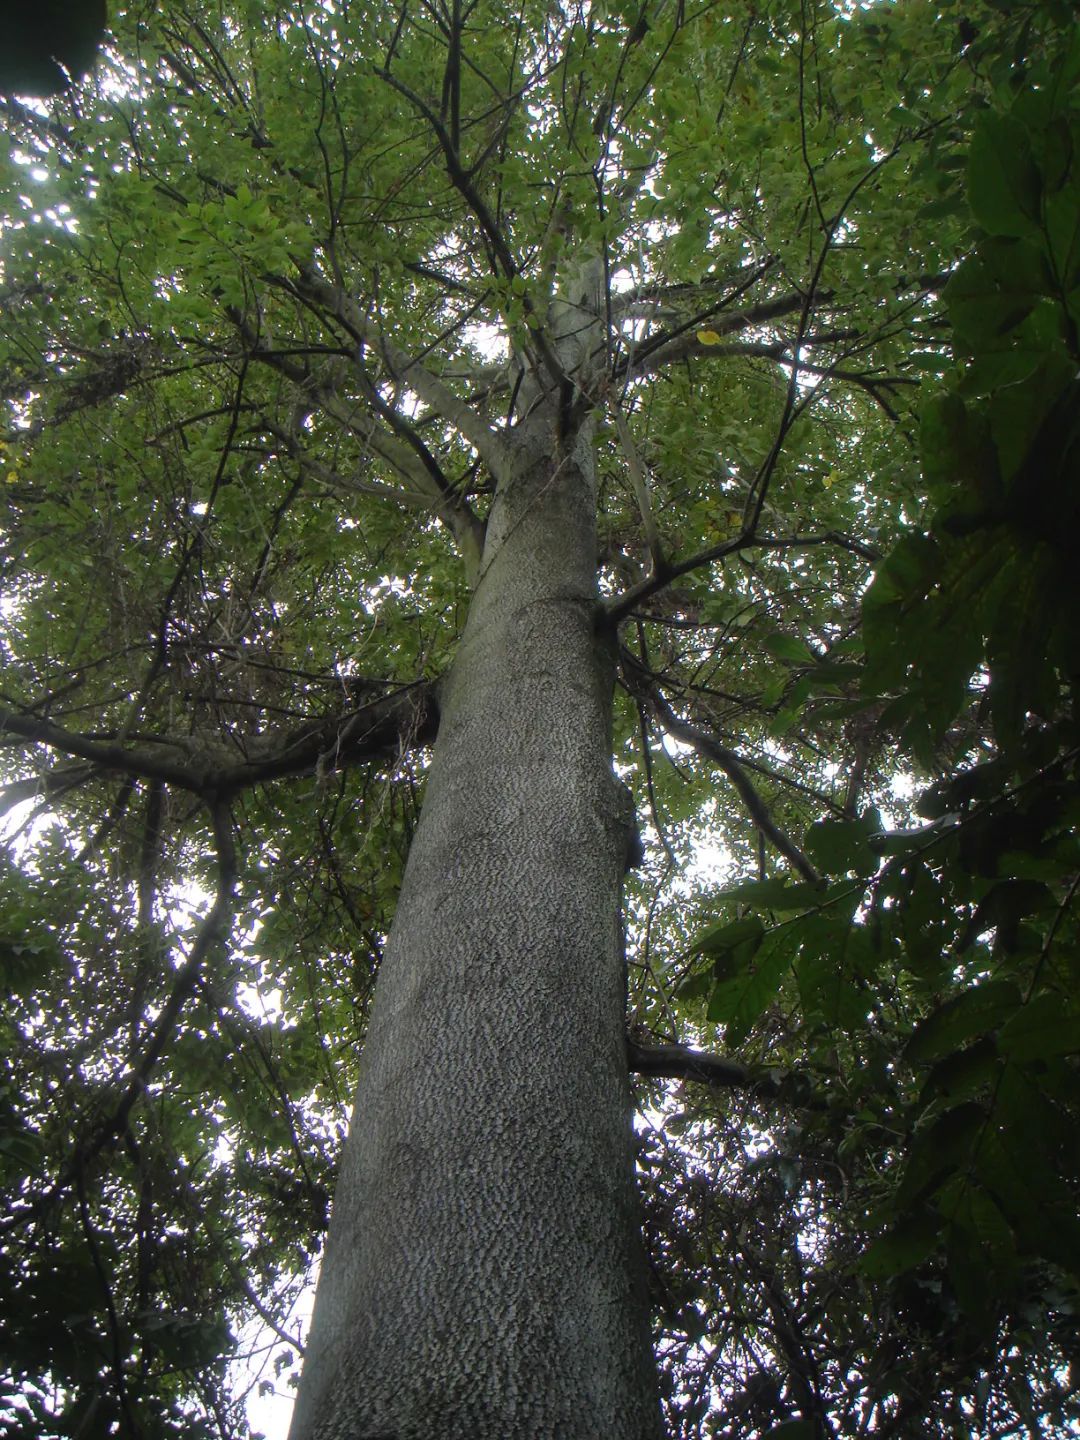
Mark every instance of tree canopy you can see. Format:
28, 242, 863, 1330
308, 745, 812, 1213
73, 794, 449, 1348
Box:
1, 1, 1079, 1436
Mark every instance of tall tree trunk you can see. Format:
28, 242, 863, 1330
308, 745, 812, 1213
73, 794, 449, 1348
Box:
288, 391, 662, 1438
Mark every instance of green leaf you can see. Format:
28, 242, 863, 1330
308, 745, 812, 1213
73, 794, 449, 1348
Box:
711, 877, 824, 911
763, 632, 810, 664
937, 1177, 1015, 1262
802, 661, 862, 691
805, 811, 881, 877
997, 993, 1080, 1063
907, 351, 954, 373
946, 254, 1037, 346
863, 533, 941, 609
921, 1037, 1000, 1108
919, 391, 1000, 512
706, 929, 793, 1042
794, 916, 875, 1030
861, 1210, 943, 1279
960, 879, 1053, 951
967, 112, 1041, 238
905, 980, 1022, 1064
1045, 186, 1080, 288
692, 914, 765, 959
898, 1102, 986, 1207
989, 353, 1076, 481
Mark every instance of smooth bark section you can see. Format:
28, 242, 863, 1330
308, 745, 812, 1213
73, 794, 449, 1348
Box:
289, 411, 662, 1440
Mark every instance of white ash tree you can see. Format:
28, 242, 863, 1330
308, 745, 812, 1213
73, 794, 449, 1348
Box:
3, 3, 1080, 1438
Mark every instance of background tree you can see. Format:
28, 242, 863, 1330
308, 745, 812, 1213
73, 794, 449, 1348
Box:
1, 1, 1078, 1437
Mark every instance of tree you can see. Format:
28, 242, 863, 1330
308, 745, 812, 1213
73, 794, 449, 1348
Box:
1, 2, 1078, 1437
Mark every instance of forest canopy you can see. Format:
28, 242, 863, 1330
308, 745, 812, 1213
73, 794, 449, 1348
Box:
1, 1, 1079, 1437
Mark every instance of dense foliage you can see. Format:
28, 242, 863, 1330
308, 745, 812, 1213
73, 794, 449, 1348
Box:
1, 1, 1078, 1436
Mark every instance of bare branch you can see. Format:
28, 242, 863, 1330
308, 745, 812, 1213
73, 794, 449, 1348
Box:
657, 700, 820, 885
620, 661, 820, 886
2, 802, 238, 1235
242, 323, 485, 574
373, 65, 566, 387
614, 268, 949, 384
617, 289, 812, 381
0, 709, 216, 793
215, 680, 439, 790
261, 419, 452, 510
0, 764, 95, 817
634, 692, 678, 869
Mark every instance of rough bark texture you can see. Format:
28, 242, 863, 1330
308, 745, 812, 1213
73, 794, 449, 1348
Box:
288, 389, 662, 1438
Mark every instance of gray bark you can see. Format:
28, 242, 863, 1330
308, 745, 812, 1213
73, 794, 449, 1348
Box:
287, 383, 663, 1436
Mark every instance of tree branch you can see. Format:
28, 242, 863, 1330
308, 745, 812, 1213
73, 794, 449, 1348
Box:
0, 681, 439, 802
82, 800, 238, 1160
613, 268, 949, 383
290, 265, 512, 477
0, 764, 95, 817
0, 710, 214, 793
628, 1038, 750, 1087
2, 802, 239, 1234
374, 65, 566, 388
261, 418, 455, 511
237, 315, 485, 574
617, 289, 814, 380
612, 405, 665, 576
605, 528, 879, 623
215, 680, 439, 790
658, 700, 820, 885
621, 662, 820, 885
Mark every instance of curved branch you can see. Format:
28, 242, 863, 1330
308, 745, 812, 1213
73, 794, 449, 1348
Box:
628, 1040, 824, 1109
374, 66, 565, 388
655, 697, 820, 886
261, 419, 456, 511
216, 680, 439, 790
615, 267, 949, 384
619, 289, 815, 380
613, 406, 665, 575
246, 327, 485, 576
620, 660, 820, 885
0, 763, 95, 817
0, 709, 212, 792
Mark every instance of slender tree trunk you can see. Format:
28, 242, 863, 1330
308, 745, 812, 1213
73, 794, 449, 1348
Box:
288, 391, 663, 1438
